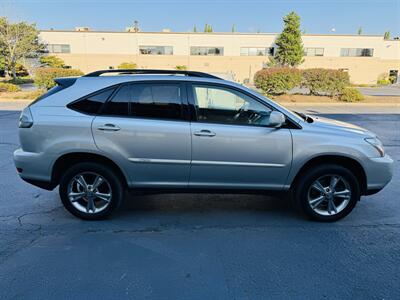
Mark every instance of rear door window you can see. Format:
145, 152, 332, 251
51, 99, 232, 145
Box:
131, 83, 183, 120
101, 82, 184, 120
102, 85, 131, 116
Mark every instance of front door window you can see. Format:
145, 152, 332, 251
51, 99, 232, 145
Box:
193, 85, 272, 126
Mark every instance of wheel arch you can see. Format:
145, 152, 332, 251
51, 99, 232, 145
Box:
51, 152, 128, 187
290, 155, 367, 194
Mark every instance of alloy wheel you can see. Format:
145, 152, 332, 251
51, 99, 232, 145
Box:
67, 172, 112, 214
307, 174, 352, 216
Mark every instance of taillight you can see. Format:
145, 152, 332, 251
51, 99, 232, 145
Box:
19, 107, 33, 128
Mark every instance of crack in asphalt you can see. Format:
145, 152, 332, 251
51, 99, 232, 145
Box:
1, 206, 399, 267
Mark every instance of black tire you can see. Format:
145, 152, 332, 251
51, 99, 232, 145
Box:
294, 164, 360, 222
59, 162, 124, 220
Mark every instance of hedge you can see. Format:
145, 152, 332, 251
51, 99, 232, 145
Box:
0, 82, 21, 92
254, 67, 302, 95
302, 68, 350, 97
339, 87, 364, 102
34, 68, 84, 89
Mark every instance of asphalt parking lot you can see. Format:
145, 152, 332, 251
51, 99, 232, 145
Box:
0, 110, 399, 299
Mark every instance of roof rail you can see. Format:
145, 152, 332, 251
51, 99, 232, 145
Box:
83, 69, 221, 79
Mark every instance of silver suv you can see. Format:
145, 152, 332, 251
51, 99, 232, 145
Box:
14, 70, 393, 221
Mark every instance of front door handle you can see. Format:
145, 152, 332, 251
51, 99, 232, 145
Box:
194, 129, 216, 137
97, 123, 121, 131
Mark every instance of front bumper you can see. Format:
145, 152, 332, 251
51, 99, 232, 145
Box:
363, 154, 394, 194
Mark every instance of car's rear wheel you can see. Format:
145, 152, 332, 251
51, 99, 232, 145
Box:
59, 162, 123, 220
294, 164, 360, 222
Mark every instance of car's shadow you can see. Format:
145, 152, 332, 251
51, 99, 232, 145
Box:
122, 192, 290, 212
113, 192, 304, 225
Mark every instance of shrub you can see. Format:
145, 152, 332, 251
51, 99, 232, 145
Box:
339, 87, 364, 102
376, 73, 392, 85
0, 82, 21, 92
40, 55, 65, 68
254, 67, 302, 95
117, 62, 137, 69
302, 68, 350, 97
377, 78, 390, 85
34, 68, 83, 89
175, 65, 187, 70
15, 63, 29, 77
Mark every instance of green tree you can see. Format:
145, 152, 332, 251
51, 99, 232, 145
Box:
231, 24, 236, 32
193, 24, 197, 32
40, 55, 65, 68
274, 11, 304, 67
0, 17, 44, 79
357, 27, 363, 35
384, 31, 390, 40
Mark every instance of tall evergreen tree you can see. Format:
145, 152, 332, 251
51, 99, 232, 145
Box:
357, 27, 363, 35
384, 31, 390, 40
203, 24, 213, 33
231, 24, 236, 32
274, 12, 304, 67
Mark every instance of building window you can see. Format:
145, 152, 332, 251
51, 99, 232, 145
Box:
190, 47, 224, 56
304, 48, 324, 56
139, 46, 173, 55
47, 44, 71, 53
240, 47, 274, 56
340, 48, 374, 57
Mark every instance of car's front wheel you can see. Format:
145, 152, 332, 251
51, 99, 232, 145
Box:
294, 164, 360, 222
59, 162, 123, 220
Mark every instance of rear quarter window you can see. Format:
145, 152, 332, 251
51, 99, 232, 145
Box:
68, 87, 116, 114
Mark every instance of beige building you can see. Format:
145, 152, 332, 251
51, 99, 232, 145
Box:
39, 29, 400, 84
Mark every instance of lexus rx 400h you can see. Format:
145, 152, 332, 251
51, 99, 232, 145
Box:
14, 70, 393, 221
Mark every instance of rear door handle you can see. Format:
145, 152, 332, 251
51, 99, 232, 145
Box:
97, 123, 121, 131
194, 129, 216, 137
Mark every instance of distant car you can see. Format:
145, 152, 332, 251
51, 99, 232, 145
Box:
14, 69, 393, 221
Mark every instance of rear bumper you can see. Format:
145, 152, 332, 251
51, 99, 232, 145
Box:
13, 148, 55, 190
363, 154, 394, 194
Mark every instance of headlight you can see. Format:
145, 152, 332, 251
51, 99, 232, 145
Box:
365, 137, 385, 157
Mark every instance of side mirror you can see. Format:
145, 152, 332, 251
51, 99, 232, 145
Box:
268, 111, 285, 128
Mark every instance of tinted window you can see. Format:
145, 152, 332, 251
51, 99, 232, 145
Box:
69, 87, 115, 114
103, 85, 131, 116
193, 85, 272, 126
131, 84, 183, 120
